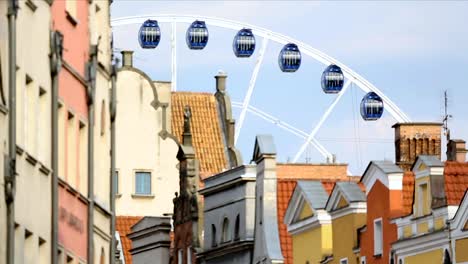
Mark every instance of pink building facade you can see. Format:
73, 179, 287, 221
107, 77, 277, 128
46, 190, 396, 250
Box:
52, 0, 90, 262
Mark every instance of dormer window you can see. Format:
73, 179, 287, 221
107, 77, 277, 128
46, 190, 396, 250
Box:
417, 182, 429, 216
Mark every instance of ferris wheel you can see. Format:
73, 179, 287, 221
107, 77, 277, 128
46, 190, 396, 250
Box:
111, 14, 411, 165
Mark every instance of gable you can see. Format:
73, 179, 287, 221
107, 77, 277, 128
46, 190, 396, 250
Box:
418, 163, 427, 171
298, 202, 314, 221
337, 195, 349, 209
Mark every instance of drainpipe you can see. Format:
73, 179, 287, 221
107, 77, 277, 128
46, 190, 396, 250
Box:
109, 62, 117, 264
50, 30, 63, 264
87, 43, 98, 264
5, 1, 18, 263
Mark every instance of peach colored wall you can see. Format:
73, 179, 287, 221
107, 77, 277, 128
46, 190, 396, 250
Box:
52, 0, 90, 259
360, 180, 398, 263
52, 0, 89, 118
58, 186, 88, 260
51, 0, 89, 77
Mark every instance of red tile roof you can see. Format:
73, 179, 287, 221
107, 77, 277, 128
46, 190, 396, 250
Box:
401, 171, 415, 216
275, 163, 351, 264
116, 216, 143, 264
397, 161, 468, 218
171, 92, 228, 178
277, 180, 297, 264
444, 161, 468, 205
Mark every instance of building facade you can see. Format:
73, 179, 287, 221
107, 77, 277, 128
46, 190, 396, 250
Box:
51, 0, 113, 262
115, 51, 179, 218
51, 0, 91, 261
1, 0, 53, 263
392, 151, 468, 264
284, 181, 366, 264
198, 165, 257, 264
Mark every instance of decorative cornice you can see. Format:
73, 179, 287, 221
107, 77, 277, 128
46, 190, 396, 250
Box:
197, 240, 254, 260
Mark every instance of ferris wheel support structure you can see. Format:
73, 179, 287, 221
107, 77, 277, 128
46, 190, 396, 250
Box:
111, 14, 411, 163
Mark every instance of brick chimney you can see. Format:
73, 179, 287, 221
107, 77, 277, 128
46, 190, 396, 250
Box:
447, 139, 467, 162
393, 122, 442, 171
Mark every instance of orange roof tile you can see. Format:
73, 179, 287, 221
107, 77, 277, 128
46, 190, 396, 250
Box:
171, 92, 228, 177
444, 161, 468, 205
116, 216, 143, 264
277, 180, 297, 264
276, 164, 352, 264
401, 171, 415, 216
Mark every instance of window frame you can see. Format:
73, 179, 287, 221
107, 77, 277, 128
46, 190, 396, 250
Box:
417, 182, 429, 216
133, 170, 153, 197
360, 256, 366, 264
373, 218, 383, 256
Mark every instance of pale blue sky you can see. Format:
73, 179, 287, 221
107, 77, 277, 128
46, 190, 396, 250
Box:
111, 1, 468, 175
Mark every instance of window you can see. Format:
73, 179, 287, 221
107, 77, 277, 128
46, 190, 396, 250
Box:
135, 171, 151, 195
25, 74, 35, 151
38, 87, 47, 161
234, 214, 240, 240
222, 217, 230, 242
67, 111, 77, 185
418, 183, 429, 216
39, 237, 47, 264
177, 249, 183, 264
79, 121, 87, 193
58, 103, 66, 178
360, 256, 366, 264
211, 224, 217, 247
58, 248, 64, 264
24, 229, 34, 264
187, 247, 191, 264
374, 219, 383, 256
340, 258, 348, 264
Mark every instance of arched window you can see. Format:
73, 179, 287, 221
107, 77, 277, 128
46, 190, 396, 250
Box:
222, 217, 230, 242
234, 214, 240, 240
211, 224, 217, 247
444, 249, 452, 264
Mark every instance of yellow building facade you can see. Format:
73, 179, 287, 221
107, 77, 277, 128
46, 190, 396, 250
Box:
285, 181, 366, 264
392, 155, 468, 264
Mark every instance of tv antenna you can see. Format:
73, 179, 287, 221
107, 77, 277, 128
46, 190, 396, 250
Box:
442, 90, 452, 141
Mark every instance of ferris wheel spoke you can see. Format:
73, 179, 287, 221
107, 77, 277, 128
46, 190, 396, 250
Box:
171, 21, 177, 91
293, 79, 352, 163
234, 37, 269, 144
232, 102, 332, 160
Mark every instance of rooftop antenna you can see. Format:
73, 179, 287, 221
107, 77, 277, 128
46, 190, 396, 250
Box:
442, 90, 452, 141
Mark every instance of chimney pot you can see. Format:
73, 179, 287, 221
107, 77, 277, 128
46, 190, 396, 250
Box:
121, 50, 134, 67
215, 71, 227, 92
